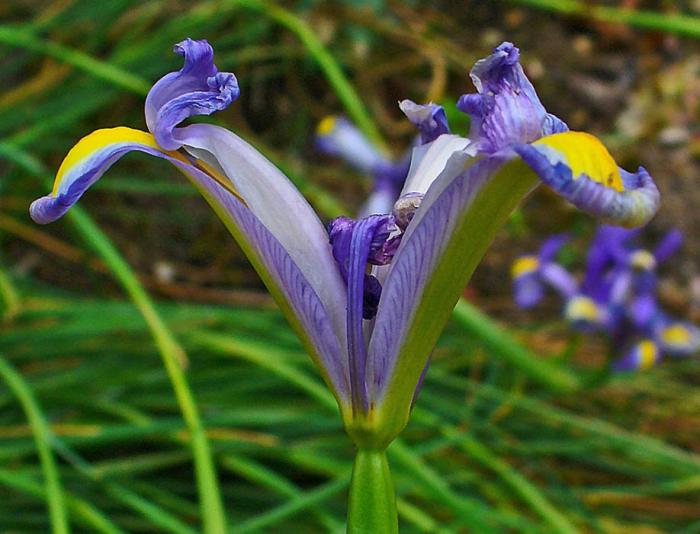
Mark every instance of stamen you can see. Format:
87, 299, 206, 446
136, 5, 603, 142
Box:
392, 193, 423, 231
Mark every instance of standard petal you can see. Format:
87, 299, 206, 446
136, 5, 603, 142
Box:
457, 42, 562, 154
514, 131, 660, 227
399, 100, 450, 144
177, 123, 349, 347
400, 134, 473, 197
367, 153, 539, 432
145, 38, 239, 150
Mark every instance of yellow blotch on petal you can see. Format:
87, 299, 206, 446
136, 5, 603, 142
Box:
565, 296, 599, 323
316, 116, 337, 136
535, 131, 624, 192
53, 127, 182, 195
511, 255, 539, 278
637, 340, 658, 370
662, 324, 691, 346
630, 250, 656, 271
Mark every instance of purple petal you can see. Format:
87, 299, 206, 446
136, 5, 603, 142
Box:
177, 123, 348, 348
539, 233, 570, 263
457, 42, 558, 154
540, 263, 578, 300
315, 116, 386, 174
613, 340, 660, 371
346, 215, 393, 411
630, 292, 657, 329
367, 153, 525, 407
145, 39, 239, 151
30, 133, 175, 224
513, 271, 544, 308
653, 228, 683, 263
514, 135, 660, 227
187, 170, 350, 401
399, 100, 450, 144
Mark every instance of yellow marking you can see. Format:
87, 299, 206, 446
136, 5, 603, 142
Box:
566, 296, 599, 322
53, 127, 182, 195
535, 131, 624, 192
662, 324, 691, 346
630, 250, 656, 271
511, 255, 539, 278
637, 340, 658, 370
51, 126, 246, 206
316, 116, 337, 136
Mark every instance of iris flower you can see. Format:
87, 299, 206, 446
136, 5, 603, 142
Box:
31, 39, 659, 532
513, 225, 698, 373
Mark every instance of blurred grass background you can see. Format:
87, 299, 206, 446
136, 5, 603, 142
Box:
1, 1, 699, 532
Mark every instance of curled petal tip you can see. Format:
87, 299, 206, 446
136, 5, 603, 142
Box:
515, 132, 660, 228
145, 38, 239, 151
399, 100, 450, 144
456, 41, 558, 154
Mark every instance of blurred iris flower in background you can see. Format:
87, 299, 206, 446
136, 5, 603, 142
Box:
31, 38, 661, 532
512, 225, 699, 371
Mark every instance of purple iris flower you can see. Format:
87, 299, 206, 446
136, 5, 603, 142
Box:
31, 39, 659, 445
514, 225, 697, 372
511, 233, 576, 308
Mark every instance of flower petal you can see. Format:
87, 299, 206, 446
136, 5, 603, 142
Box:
514, 131, 660, 227
145, 38, 239, 151
400, 134, 473, 197
614, 339, 660, 371
29, 126, 351, 406
189, 173, 350, 403
30, 127, 190, 224
316, 116, 386, 174
457, 42, 563, 154
176, 123, 349, 348
367, 153, 539, 431
399, 100, 450, 144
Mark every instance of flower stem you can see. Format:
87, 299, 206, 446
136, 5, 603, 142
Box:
348, 449, 398, 534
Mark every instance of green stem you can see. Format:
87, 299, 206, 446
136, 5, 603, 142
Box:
508, 0, 700, 39
348, 449, 398, 534
0, 355, 70, 534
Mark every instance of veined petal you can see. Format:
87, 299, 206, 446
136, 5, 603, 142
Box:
457, 42, 564, 154
177, 123, 349, 348
29, 126, 351, 406
316, 116, 386, 174
30, 127, 190, 224
514, 131, 660, 227
400, 134, 473, 197
145, 38, 239, 151
367, 153, 539, 434
188, 173, 350, 404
